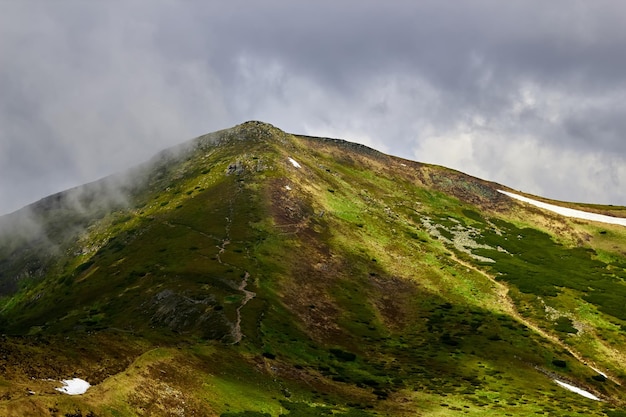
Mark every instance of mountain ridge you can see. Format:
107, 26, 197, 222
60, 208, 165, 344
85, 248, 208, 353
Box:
0, 121, 625, 416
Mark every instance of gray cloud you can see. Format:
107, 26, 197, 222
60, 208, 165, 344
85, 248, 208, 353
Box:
1, 0, 626, 214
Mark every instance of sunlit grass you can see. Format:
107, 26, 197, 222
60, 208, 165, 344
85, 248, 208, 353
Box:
0, 123, 625, 415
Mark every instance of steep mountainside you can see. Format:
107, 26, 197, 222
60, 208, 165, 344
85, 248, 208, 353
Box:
1, 121, 626, 416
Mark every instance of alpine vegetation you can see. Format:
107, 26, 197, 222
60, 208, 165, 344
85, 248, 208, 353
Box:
0, 121, 625, 416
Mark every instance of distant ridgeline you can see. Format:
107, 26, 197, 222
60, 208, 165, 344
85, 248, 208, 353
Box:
0, 121, 625, 416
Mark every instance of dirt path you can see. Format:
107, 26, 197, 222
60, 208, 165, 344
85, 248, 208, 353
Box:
218, 182, 257, 344
163, 221, 221, 242
216, 208, 232, 264
450, 253, 620, 385
231, 272, 256, 344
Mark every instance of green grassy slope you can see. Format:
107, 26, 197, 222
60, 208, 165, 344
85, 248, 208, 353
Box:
0, 121, 625, 416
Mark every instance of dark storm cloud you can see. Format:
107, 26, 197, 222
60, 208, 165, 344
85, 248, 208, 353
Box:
1, 1, 626, 214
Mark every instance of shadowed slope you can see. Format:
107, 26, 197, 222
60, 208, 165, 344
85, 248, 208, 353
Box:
0, 121, 625, 416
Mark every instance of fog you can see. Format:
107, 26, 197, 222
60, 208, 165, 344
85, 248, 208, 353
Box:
2, 1, 626, 215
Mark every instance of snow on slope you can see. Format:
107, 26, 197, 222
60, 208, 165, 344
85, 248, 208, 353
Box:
498, 190, 626, 227
288, 157, 301, 169
55, 378, 90, 395
554, 379, 600, 401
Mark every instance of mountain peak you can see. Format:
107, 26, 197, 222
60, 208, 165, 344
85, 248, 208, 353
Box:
1, 123, 626, 415
235, 120, 282, 134
189, 120, 290, 152
225, 120, 288, 142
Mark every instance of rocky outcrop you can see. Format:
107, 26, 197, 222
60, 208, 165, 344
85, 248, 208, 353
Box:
145, 289, 233, 341
225, 160, 244, 175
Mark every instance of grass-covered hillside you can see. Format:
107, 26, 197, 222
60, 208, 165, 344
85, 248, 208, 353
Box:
1, 121, 626, 416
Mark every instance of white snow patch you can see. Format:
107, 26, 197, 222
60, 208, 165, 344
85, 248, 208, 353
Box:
288, 157, 301, 169
498, 190, 626, 227
590, 366, 608, 379
554, 379, 600, 401
55, 378, 90, 395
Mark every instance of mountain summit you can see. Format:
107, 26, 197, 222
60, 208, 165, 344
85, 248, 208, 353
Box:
1, 121, 626, 416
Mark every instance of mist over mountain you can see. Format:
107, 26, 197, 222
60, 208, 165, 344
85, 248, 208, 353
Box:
0, 122, 626, 416
3, 2, 626, 214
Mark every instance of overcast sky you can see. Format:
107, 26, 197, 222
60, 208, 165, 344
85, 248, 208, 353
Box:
1, 1, 626, 215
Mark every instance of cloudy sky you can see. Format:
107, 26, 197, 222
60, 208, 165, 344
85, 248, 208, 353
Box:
1, 1, 626, 215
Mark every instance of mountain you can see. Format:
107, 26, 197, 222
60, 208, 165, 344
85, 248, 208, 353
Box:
1, 121, 626, 416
